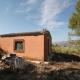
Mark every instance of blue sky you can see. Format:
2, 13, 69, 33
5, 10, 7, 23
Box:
0, 0, 76, 42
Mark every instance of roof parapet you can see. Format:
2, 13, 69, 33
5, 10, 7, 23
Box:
0, 30, 51, 37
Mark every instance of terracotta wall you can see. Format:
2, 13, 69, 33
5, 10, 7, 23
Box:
0, 35, 45, 61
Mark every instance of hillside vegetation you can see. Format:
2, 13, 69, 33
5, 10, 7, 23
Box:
52, 43, 80, 56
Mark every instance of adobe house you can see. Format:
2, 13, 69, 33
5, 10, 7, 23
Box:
0, 30, 52, 61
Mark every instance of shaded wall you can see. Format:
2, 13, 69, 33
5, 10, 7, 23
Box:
44, 34, 52, 60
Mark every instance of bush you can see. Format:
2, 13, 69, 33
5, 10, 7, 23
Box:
52, 44, 80, 56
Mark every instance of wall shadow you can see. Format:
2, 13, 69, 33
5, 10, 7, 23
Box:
0, 62, 80, 80
47, 68, 80, 80
50, 52, 80, 62
0, 62, 37, 80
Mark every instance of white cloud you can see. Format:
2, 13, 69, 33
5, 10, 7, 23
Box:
16, 0, 37, 13
27, 0, 37, 5
4, 6, 10, 15
39, 0, 72, 29
20, 0, 37, 6
40, 21, 67, 30
16, 7, 32, 13
5, 7, 9, 12
15, 0, 73, 30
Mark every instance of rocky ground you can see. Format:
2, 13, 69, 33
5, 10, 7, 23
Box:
0, 61, 80, 80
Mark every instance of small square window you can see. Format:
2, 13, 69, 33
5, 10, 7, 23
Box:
14, 39, 24, 53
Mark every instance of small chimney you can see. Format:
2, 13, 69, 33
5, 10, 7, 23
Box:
42, 28, 48, 32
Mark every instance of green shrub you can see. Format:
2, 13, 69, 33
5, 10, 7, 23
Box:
52, 44, 80, 56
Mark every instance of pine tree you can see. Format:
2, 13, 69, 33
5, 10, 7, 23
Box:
69, 0, 80, 35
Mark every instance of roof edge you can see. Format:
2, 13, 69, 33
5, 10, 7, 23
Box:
0, 30, 51, 37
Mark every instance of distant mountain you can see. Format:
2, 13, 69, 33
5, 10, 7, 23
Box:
55, 40, 80, 46
55, 41, 68, 46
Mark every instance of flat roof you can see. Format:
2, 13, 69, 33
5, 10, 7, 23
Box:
0, 30, 51, 37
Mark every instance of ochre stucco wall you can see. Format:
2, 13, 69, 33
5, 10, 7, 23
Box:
0, 35, 45, 61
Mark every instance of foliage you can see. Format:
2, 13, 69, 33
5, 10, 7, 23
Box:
69, 0, 80, 35
52, 44, 80, 56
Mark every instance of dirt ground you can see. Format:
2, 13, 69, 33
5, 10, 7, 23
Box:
0, 61, 80, 80
0, 52, 80, 80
